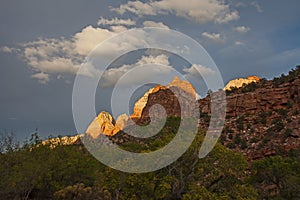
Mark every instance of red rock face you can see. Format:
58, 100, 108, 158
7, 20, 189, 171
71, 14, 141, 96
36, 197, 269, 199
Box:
199, 74, 300, 160
133, 87, 179, 124
131, 76, 198, 124
85, 71, 300, 161
86, 76, 198, 136
199, 75, 300, 118
130, 85, 168, 119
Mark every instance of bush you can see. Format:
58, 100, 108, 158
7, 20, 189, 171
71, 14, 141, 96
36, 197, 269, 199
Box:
258, 111, 267, 125
241, 82, 259, 93
272, 119, 284, 132
276, 108, 288, 117
241, 139, 248, 149
237, 116, 244, 131
283, 128, 293, 139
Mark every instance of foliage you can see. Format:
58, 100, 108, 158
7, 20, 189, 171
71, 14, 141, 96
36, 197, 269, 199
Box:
237, 116, 244, 131
1, 120, 299, 199
241, 81, 259, 93
250, 155, 300, 199
272, 66, 300, 87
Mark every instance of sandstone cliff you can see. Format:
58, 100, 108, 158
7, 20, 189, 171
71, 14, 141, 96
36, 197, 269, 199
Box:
86, 111, 130, 138
200, 75, 299, 118
85, 76, 197, 137
199, 70, 300, 160
84, 66, 300, 161
41, 134, 82, 148
224, 76, 260, 91
130, 76, 197, 124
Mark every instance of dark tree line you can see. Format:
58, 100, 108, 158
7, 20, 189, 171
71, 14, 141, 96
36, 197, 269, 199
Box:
1, 121, 300, 199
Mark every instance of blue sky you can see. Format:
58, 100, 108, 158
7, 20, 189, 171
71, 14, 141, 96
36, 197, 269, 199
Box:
0, 0, 299, 141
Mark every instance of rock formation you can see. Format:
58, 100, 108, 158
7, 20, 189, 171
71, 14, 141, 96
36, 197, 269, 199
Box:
199, 71, 300, 160
41, 134, 82, 148
84, 66, 300, 161
200, 75, 299, 118
131, 76, 197, 124
86, 76, 197, 137
224, 76, 260, 91
168, 76, 196, 99
86, 111, 130, 138
131, 85, 167, 119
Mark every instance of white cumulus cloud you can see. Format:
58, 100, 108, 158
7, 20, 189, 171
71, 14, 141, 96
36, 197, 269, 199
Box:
31, 72, 50, 84
6, 26, 118, 83
183, 64, 216, 77
109, 25, 128, 33
112, 0, 239, 24
202, 32, 224, 42
251, 1, 263, 13
143, 21, 169, 29
101, 54, 172, 87
235, 26, 251, 33
215, 10, 239, 23
235, 41, 245, 46
0, 46, 15, 53
97, 17, 136, 26
73, 25, 115, 55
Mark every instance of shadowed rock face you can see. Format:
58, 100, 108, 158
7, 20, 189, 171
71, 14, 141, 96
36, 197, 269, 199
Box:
131, 76, 197, 124
130, 85, 167, 119
131, 76, 196, 120
85, 76, 197, 137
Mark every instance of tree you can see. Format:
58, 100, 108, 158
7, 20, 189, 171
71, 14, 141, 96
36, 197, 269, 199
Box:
250, 156, 300, 199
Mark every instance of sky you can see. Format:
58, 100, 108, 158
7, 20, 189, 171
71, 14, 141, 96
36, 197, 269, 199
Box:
0, 0, 299, 141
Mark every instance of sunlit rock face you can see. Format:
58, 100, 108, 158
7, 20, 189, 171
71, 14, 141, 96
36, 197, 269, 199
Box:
86, 111, 130, 138
168, 76, 196, 99
41, 135, 82, 148
85, 76, 197, 137
115, 113, 130, 131
224, 76, 261, 91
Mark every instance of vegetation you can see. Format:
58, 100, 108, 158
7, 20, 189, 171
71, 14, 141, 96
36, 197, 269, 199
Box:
272, 65, 300, 87
241, 82, 259, 93
250, 156, 300, 199
225, 66, 300, 96
1, 114, 300, 199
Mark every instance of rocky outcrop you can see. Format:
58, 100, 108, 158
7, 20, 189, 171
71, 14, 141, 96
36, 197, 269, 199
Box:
131, 76, 197, 124
199, 73, 300, 160
224, 76, 260, 91
86, 111, 130, 138
131, 85, 167, 119
200, 75, 299, 118
168, 76, 196, 99
115, 113, 130, 131
85, 76, 197, 136
41, 135, 82, 148
84, 68, 300, 161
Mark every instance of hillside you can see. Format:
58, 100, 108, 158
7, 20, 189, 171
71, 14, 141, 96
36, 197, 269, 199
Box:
85, 66, 300, 162
1, 66, 299, 199
199, 66, 300, 160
